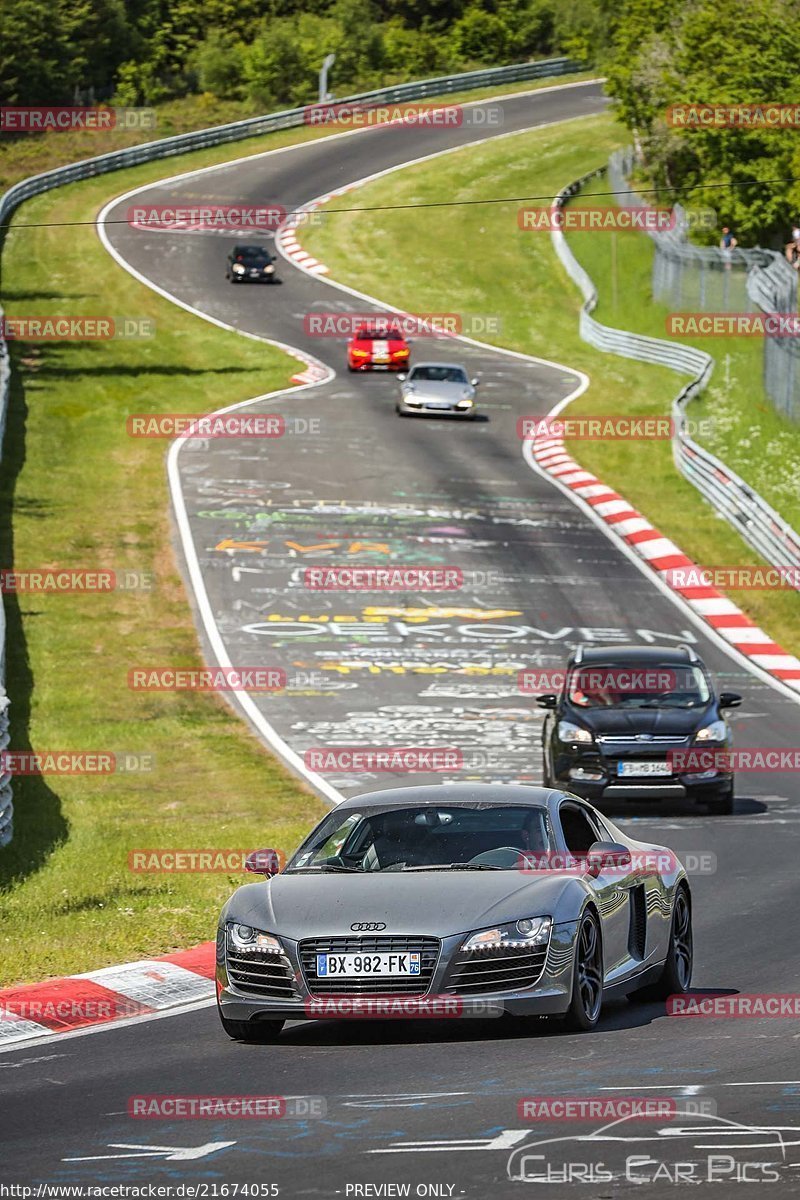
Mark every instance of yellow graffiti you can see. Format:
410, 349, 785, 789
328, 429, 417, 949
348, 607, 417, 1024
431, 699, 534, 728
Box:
363, 606, 522, 621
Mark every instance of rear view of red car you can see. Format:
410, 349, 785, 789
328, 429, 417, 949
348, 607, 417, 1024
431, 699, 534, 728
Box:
347, 320, 410, 371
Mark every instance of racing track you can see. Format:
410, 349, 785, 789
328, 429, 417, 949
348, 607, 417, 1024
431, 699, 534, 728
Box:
3, 80, 800, 1196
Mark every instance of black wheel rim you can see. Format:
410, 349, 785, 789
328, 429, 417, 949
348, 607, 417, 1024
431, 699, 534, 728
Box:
577, 915, 603, 1022
673, 891, 693, 989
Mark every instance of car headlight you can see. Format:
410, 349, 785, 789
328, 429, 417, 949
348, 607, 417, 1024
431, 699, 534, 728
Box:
695, 720, 727, 743
264, 264, 275, 274
232, 263, 245, 275
456, 398, 474, 408
227, 922, 283, 954
557, 720, 593, 744
461, 916, 552, 952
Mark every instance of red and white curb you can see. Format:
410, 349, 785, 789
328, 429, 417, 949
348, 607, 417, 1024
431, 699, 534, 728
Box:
0, 942, 214, 1046
277, 182, 363, 277
529, 432, 800, 694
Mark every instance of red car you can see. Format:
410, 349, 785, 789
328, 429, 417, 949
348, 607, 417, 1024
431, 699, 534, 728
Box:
347, 320, 410, 371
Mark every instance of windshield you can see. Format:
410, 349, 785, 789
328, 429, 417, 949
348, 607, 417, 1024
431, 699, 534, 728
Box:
236, 246, 269, 260
410, 366, 467, 384
286, 804, 551, 873
355, 325, 403, 340
567, 663, 711, 709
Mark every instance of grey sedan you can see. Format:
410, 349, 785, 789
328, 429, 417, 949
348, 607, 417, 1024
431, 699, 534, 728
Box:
396, 362, 479, 418
216, 784, 692, 1042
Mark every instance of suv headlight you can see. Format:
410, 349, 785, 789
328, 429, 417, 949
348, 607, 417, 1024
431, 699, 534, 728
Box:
232, 263, 246, 274
461, 916, 552, 952
558, 720, 593, 744
695, 720, 727, 743
227, 922, 283, 954
264, 264, 275, 274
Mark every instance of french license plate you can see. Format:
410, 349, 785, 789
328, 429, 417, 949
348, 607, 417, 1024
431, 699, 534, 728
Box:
617, 760, 672, 777
316, 952, 420, 977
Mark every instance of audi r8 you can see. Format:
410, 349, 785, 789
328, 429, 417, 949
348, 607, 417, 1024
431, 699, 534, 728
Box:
347, 320, 410, 371
216, 783, 692, 1042
396, 362, 478, 418
538, 644, 741, 814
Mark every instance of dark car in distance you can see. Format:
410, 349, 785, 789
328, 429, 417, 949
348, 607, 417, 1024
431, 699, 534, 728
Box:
226, 244, 280, 284
538, 644, 741, 814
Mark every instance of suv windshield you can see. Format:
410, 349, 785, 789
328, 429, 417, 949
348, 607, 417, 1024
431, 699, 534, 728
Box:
567, 663, 711, 709
410, 366, 467, 383
286, 804, 551, 873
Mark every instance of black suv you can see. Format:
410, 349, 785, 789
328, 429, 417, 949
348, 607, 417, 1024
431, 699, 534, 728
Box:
538, 644, 741, 814
226, 244, 280, 284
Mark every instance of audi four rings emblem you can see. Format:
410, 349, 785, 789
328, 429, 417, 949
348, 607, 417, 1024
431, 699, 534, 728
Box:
351, 921, 387, 931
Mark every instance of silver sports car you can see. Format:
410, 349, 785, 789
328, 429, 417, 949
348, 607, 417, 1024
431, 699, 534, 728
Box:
216, 784, 692, 1042
396, 362, 478, 418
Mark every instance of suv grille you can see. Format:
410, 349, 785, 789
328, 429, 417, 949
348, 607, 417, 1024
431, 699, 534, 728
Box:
300, 936, 439, 995
445, 945, 548, 995
597, 735, 688, 745
227, 949, 298, 999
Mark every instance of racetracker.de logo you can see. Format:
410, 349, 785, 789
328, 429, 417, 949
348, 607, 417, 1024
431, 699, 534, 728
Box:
128, 667, 286, 691
304, 747, 462, 772
0, 998, 147, 1023
667, 313, 800, 337
667, 748, 800, 772
0, 107, 155, 131
668, 994, 800, 1017
127, 204, 286, 232
0, 569, 152, 593
302, 102, 501, 129
304, 996, 503, 1018
1, 317, 154, 340
667, 103, 800, 128
304, 566, 463, 591
518, 1097, 678, 1121
128, 1095, 326, 1118
518, 206, 675, 232
665, 565, 800, 590
518, 668, 681, 694
517, 415, 673, 440
128, 848, 285, 873
126, 414, 285, 438
304, 312, 463, 337
0, 751, 153, 775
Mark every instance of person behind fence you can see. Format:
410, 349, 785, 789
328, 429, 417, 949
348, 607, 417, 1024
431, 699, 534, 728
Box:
719, 226, 737, 251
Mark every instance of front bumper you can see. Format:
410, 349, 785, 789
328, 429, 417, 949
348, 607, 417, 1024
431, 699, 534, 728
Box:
397, 400, 476, 419
217, 922, 578, 1022
552, 743, 733, 802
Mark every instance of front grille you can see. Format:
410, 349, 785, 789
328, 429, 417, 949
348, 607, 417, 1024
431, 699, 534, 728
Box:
227, 949, 298, 999
597, 735, 689, 745
300, 936, 439, 995
445, 945, 548, 995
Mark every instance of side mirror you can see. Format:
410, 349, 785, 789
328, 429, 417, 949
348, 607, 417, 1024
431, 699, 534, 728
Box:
719, 692, 742, 709
397, 373, 407, 382
245, 848, 282, 877
536, 694, 558, 710
471, 378, 479, 386
586, 840, 632, 877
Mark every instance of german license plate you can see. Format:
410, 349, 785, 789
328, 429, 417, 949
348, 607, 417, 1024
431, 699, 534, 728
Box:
617, 760, 672, 777
316, 952, 420, 977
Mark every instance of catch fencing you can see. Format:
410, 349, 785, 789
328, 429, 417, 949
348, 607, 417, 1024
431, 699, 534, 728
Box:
551, 167, 800, 582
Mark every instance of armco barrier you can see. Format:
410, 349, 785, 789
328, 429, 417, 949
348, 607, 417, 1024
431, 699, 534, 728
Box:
551, 168, 800, 581
0, 57, 584, 845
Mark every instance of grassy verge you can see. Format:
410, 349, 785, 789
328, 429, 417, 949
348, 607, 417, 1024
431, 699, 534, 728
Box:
303, 111, 800, 654
0, 162, 329, 987
0, 72, 597, 193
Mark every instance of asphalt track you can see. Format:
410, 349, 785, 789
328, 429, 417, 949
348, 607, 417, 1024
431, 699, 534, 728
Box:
3, 80, 800, 1197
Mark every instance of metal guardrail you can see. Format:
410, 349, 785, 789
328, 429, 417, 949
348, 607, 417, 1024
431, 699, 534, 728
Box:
551, 168, 800, 578
0, 56, 584, 845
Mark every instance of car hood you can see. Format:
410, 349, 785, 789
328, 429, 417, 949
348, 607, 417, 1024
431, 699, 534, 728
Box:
402, 381, 472, 402
227, 871, 577, 940
574, 706, 710, 736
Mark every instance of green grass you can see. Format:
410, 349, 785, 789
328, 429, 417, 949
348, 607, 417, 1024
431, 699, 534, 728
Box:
304, 111, 800, 655
0, 160, 329, 986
